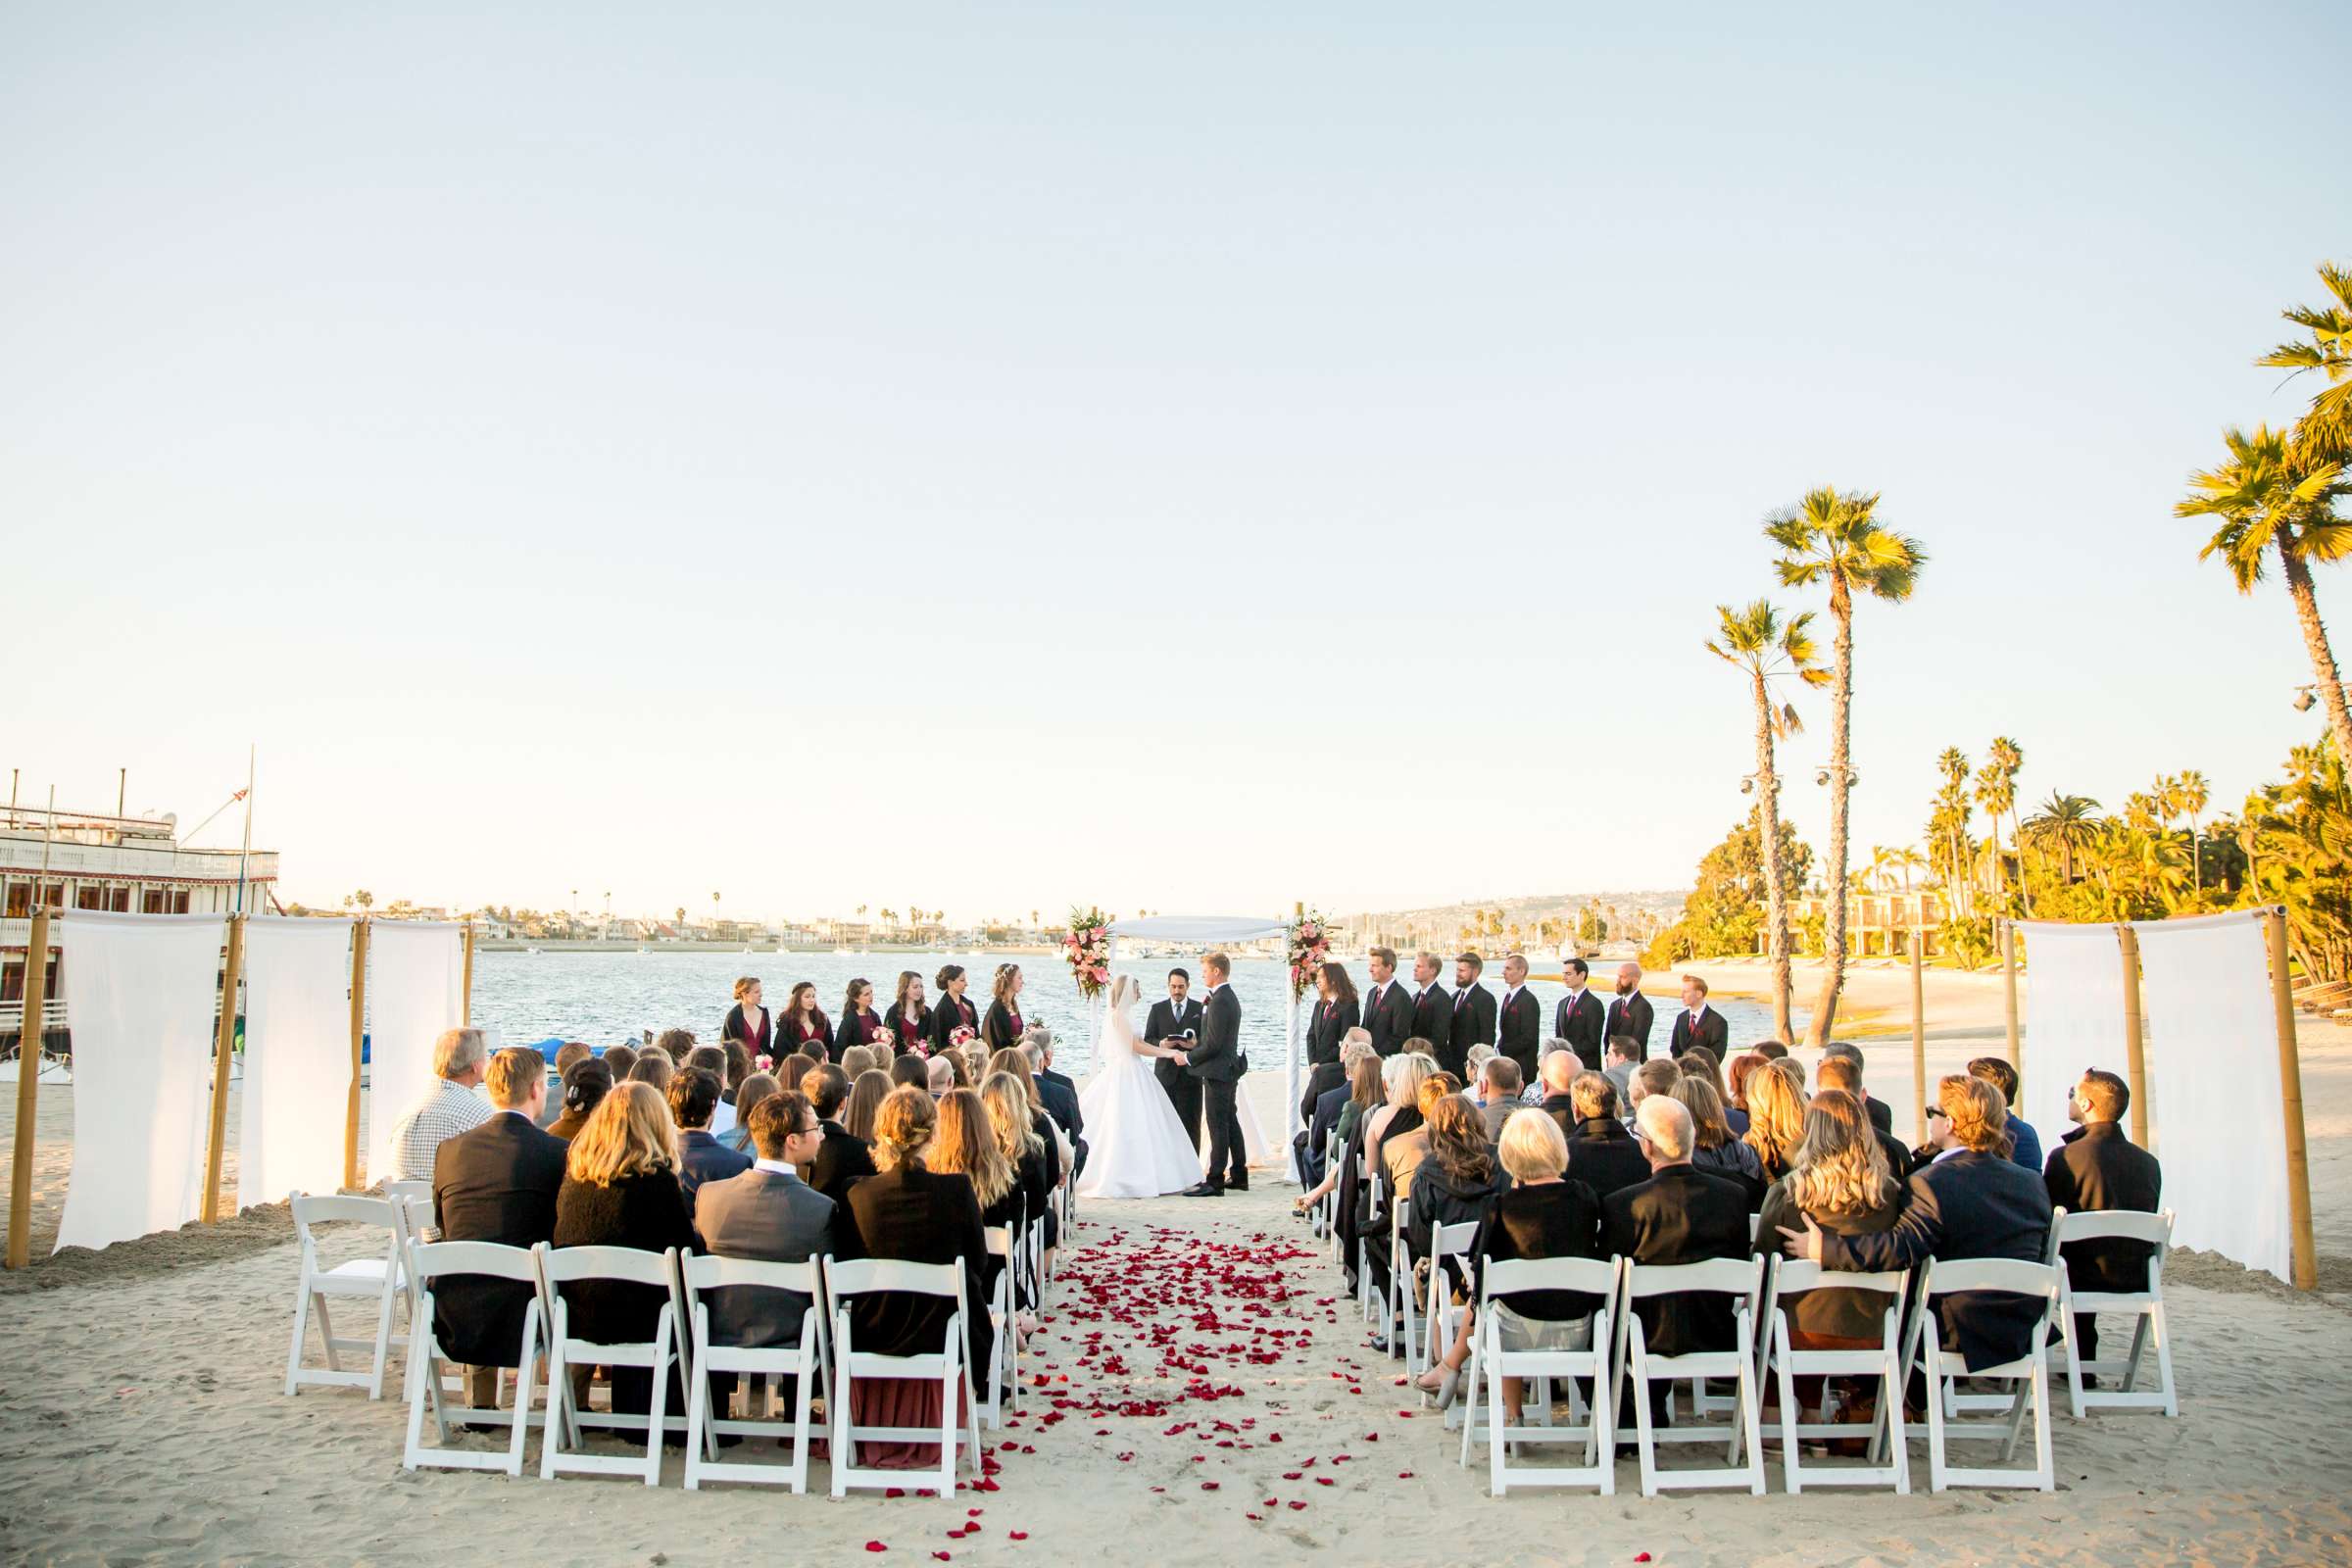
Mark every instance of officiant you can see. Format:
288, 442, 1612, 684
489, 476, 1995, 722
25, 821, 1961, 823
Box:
1145, 966, 1203, 1150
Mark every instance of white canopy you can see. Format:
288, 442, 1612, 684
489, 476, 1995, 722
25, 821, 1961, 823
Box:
1107, 914, 1286, 942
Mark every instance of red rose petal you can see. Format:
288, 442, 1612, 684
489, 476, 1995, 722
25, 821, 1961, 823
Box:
886, 1488, 906, 1499
1200, 1481, 1220, 1492
1008, 1531, 1029, 1542
1288, 1500, 1309, 1511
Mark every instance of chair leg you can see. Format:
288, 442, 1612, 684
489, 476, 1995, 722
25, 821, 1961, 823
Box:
540, 1338, 568, 1481
830, 1316, 855, 1499
684, 1348, 710, 1490
315, 1297, 341, 1372
368, 1282, 399, 1400
2030, 1359, 2054, 1492
285, 1285, 314, 1397
1738, 1335, 1765, 1494
508, 1318, 539, 1479
402, 1345, 432, 1469
2149, 1302, 2177, 1418
645, 1318, 673, 1487
2122, 1313, 2150, 1394
1925, 1360, 1948, 1494
1775, 1320, 1801, 1495
1631, 1342, 1658, 1497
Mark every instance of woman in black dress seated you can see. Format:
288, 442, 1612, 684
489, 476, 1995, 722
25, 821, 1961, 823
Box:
551, 1081, 700, 1419
928, 1088, 1021, 1320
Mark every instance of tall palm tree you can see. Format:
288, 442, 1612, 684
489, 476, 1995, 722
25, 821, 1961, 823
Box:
2178, 424, 2352, 764
1936, 747, 1972, 916
1706, 598, 1830, 1042
2174, 769, 2211, 890
1987, 737, 2027, 899
2023, 793, 2103, 883
1768, 487, 1927, 1043
1975, 758, 2015, 903
2258, 261, 2352, 466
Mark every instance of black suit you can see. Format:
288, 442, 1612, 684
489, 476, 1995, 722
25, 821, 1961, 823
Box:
1444, 982, 1495, 1081
2043, 1122, 2162, 1361
1146, 996, 1204, 1149
1669, 1005, 1730, 1058
1360, 978, 1414, 1057
1822, 1149, 2055, 1371
1605, 992, 1655, 1058
1303, 1081, 1350, 1188
1408, 983, 1451, 1056
1186, 983, 1247, 1188
1495, 985, 1542, 1083
808, 1120, 878, 1205
1553, 989, 1606, 1071
1602, 1165, 1752, 1359
1035, 1067, 1088, 1177
1560, 1115, 1654, 1205
430, 1112, 567, 1368
1305, 996, 1359, 1066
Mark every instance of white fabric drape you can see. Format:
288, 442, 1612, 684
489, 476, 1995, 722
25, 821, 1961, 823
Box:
54, 911, 225, 1254
2017, 921, 2126, 1161
367, 922, 465, 1184
2133, 912, 2292, 1281
238, 917, 354, 1208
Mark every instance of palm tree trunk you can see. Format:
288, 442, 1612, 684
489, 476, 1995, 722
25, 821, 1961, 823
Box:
1985, 815, 2003, 907
1808, 576, 1854, 1045
1751, 669, 1792, 1043
2280, 549, 2352, 765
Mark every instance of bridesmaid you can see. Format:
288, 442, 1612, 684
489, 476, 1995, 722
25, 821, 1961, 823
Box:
931, 964, 978, 1054
982, 963, 1026, 1053
720, 976, 772, 1062
779, 981, 833, 1057
1307, 960, 1360, 1067
883, 970, 932, 1056
835, 977, 890, 1054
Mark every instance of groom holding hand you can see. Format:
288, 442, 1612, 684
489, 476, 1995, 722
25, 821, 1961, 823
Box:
1178, 952, 1248, 1197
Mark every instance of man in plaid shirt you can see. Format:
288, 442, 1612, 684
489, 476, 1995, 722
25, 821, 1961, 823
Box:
390, 1027, 495, 1182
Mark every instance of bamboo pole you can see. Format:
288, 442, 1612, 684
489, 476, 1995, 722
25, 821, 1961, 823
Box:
7, 906, 53, 1269
1910, 930, 1927, 1148
201, 913, 245, 1223
461, 917, 475, 1027
2117, 923, 2149, 1149
2264, 908, 2318, 1292
344, 919, 369, 1191
2000, 918, 2021, 1073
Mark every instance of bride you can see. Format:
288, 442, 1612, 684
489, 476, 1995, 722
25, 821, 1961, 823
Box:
1076, 974, 1208, 1200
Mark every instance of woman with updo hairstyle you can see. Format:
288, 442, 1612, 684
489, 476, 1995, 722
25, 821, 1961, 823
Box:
982, 963, 1025, 1053
883, 970, 932, 1057
931, 963, 977, 1054
779, 981, 831, 1055
721, 976, 771, 1059
835, 977, 888, 1054
548, 1057, 613, 1141
837, 1087, 992, 1467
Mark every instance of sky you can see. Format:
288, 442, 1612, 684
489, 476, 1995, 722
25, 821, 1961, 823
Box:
5, 3, 2348, 925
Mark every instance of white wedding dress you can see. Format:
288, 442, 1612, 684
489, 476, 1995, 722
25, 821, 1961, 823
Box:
1077, 979, 1209, 1200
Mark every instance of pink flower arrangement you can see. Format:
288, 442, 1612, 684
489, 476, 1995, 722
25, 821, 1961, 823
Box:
1286, 908, 1332, 1001
1063, 906, 1113, 1000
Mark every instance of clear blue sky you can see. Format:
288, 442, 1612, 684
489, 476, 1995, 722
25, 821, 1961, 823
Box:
6, 3, 2346, 922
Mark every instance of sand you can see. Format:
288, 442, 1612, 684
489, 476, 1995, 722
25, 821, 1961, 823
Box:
4, 1050, 2352, 1565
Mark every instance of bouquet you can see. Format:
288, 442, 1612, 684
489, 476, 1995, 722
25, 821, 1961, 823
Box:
1287, 907, 1332, 1001
1063, 906, 1113, 1000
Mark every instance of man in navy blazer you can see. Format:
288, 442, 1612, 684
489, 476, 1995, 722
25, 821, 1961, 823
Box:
431, 1047, 568, 1406
669, 1068, 752, 1212
1028, 1031, 1088, 1178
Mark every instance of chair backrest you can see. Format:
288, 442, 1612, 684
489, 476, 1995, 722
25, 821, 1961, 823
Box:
1432, 1220, 1478, 1258
1623, 1255, 1765, 1301
381, 1178, 431, 1207
682, 1253, 819, 1295
411, 1239, 543, 1286
1482, 1254, 1619, 1304
1918, 1256, 2058, 1300
291, 1193, 399, 1242
984, 1227, 1012, 1260
1767, 1258, 1908, 1298
537, 1243, 679, 1290
2053, 1208, 2174, 1249
824, 1255, 963, 1301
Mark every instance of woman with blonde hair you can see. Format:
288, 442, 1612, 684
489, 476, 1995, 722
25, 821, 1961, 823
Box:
930, 1089, 1024, 1330
1754, 1087, 1902, 1429
720, 975, 771, 1059
844, 1067, 893, 1142
1741, 1055, 1809, 1186
982, 1070, 1056, 1291
1673, 1074, 1766, 1206
552, 1082, 698, 1419
988, 1048, 1065, 1253
1292, 1052, 1388, 1213
982, 963, 1026, 1053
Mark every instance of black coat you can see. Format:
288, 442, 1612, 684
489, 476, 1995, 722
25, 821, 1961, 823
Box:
1408, 984, 1451, 1056
550, 1169, 699, 1348
1407, 1152, 1505, 1269
721, 1003, 772, 1057
835, 1007, 889, 1054
2042, 1123, 2162, 1295
982, 999, 1026, 1053
1561, 1115, 1653, 1205
1185, 985, 1246, 1083
1036, 1067, 1083, 1146
1669, 1005, 1731, 1058
780, 1009, 832, 1055
1146, 996, 1204, 1098
1360, 979, 1415, 1057
1445, 983, 1495, 1080
809, 1121, 879, 1205
839, 1164, 993, 1373
1822, 1149, 2056, 1371
1602, 1165, 1753, 1358
1495, 986, 1542, 1081
881, 1002, 931, 1056
1553, 989, 1606, 1071
1305, 996, 1360, 1066
429, 1112, 568, 1367
1604, 992, 1655, 1057
1476, 1178, 1607, 1321
931, 992, 980, 1054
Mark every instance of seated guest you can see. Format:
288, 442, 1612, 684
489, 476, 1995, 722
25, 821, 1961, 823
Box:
1024, 1029, 1088, 1178
1560, 1071, 1651, 1203
1968, 1056, 2041, 1170
1676, 1045, 1725, 1097
1463, 1043, 1497, 1091
655, 1027, 696, 1064
989, 1048, 1067, 1235
775, 1054, 813, 1096
1782, 1075, 2055, 1372
2042, 1068, 2162, 1368
541, 1043, 592, 1127
1300, 1026, 1373, 1141
685, 1046, 736, 1136
1602, 1034, 1642, 1111
431, 1046, 566, 1406
840, 1044, 879, 1080
628, 1051, 675, 1095
549, 1057, 614, 1142
552, 1082, 700, 1419
1535, 1047, 1582, 1133
1351, 1054, 1439, 1315
845, 1068, 893, 1142
1383, 1073, 1458, 1202
806, 1063, 878, 1203
720, 1042, 752, 1103
1820, 1043, 1892, 1134
1603, 1096, 1753, 1418
982, 1070, 1056, 1287
1741, 1056, 1808, 1186
692, 1089, 833, 1419
836, 1088, 992, 1468
670, 1067, 752, 1210
929, 1089, 1025, 1330
720, 1071, 779, 1155
1406, 1096, 1506, 1307
1416, 1108, 1605, 1418
1724, 1052, 1764, 1137
1476, 1056, 1525, 1143
926, 1055, 957, 1099
391, 1027, 495, 1182
1626, 1056, 1681, 1117
1673, 1075, 1765, 1206
1753, 1088, 1903, 1427
1294, 1047, 1383, 1211
601, 1043, 638, 1083
1753, 1040, 1790, 1062
1815, 1054, 1909, 1173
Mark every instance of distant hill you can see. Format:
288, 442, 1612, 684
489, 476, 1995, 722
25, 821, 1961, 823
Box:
1342, 890, 1688, 955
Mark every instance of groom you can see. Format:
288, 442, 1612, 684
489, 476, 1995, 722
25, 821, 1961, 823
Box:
1178, 952, 1248, 1197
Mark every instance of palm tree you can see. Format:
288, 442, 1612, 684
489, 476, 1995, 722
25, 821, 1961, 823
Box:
1708, 599, 1828, 1041
1975, 758, 2015, 903
1768, 487, 1927, 1044
2023, 793, 2103, 884
1987, 737, 2026, 898
2174, 769, 2211, 890
1936, 747, 1972, 916
352, 889, 373, 911
2258, 261, 2352, 466
2177, 424, 2352, 764
1889, 846, 1924, 893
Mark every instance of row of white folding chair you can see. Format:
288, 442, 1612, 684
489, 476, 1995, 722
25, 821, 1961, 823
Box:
1423, 1219, 1479, 1408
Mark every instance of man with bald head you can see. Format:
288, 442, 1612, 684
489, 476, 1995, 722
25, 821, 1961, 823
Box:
1605, 962, 1655, 1059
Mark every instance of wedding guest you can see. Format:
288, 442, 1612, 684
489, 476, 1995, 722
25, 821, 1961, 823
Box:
776, 1054, 813, 1095
983, 964, 1026, 1053
1297, 1042, 1381, 1203
552, 1082, 700, 1420
1668, 974, 1729, 1056
1742, 1056, 1809, 1185
988, 1049, 1064, 1248
656, 1027, 696, 1063
549, 1057, 614, 1142
930, 1089, 1023, 1316
720, 1043, 751, 1103
1553, 957, 1607, 1071
806, 1063, 878, 1202
883, 971, 932, 1057
721, 1071, 779, 1155
845, 1068, 893, 1142
1815, 1054, 1909, 1173
1603, 1096, 1752, 1420
1677, 1045, 1725, 1097
2043, 1068, 2162, 1367
601, 1043, 639, 1083
779, 982, 832, 1056
1603, 1035, 1642, 1108
670, 1067, 751, 1210
720, 977, 772, 1060
929, 964, 979, 1054
1360, 946, 1415, 1057
888, 1054, 928, 1092
431, 1047, 565, 1408
1307, 961, 1361, 1070
1560, 1070, 1650, 1202
1673, 1074, 1766, 1207
542, 1043, 592, 1127
1628, 1057, 1681, 1117
391, 1027, 495, 1182
1415, 1108, 1605, 1418
687, 1046, 737, 1138
1383, 1072, 1456, 1204
1494, 953, 1542, 1085
833, 1088, 991, 1469
1968, 1056, 2042, 1170
1820, 1042, 1893, 1134
1725, 1052, 1764, 1136
1409, 953, 1451, 1058
1353, 1054, 1438, 1296
1606, 962, 1656, 1058
926, 1055, 957, 1098
628, 1051, 675, 1095
1753, 1040, 1791, 1061
1476, 1056, 1524, 1144
691, 1090, 833, 1417
1025, 1029, 1087, 1178
1464, 1042, 1497, 1087
1406, 1095, 1506, 1311
1535, 1048, 1582, 1131
1301, 1024, 1369, 1137
1784, 1074, 2055, 1374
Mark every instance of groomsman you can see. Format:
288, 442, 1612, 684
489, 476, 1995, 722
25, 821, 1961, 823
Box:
1360, 946, 1415, 1056
1147, 966, 1205, 1150
1606, 961, 1656, 1058
1669, 973, 1730, 1056
1553, 957, 1606, 1071
1409, 951, 1451, 1050
1444, 952, 1495, 1081
1494, 953, 1542, 1083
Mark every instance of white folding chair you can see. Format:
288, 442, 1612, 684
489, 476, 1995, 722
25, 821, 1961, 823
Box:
537, 1244, 692, 1486
2054, 1208, 2177, 1418
978, 1227, 1022, 1429
680, 1254, 831, 1492
823, 1255, 986, 1499
1758, 1256, 1911, 1493
1355, 1164, 1384, 1323
283, 1194, 412, 1400
1385, 1196, 1416, 1364
1321, 1133, 1344, 1257
402, 1241, 545, 1477
1456, 1256, 1620, 1495
1613, 1256, 1767, 1496
1423, 1219, 1479, 1405
1907, 1256, 2060, 1492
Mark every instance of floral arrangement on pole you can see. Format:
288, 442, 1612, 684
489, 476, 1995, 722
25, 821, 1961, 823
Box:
1287, 907, 1332, 1001
1063, 906, 1113, 1000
